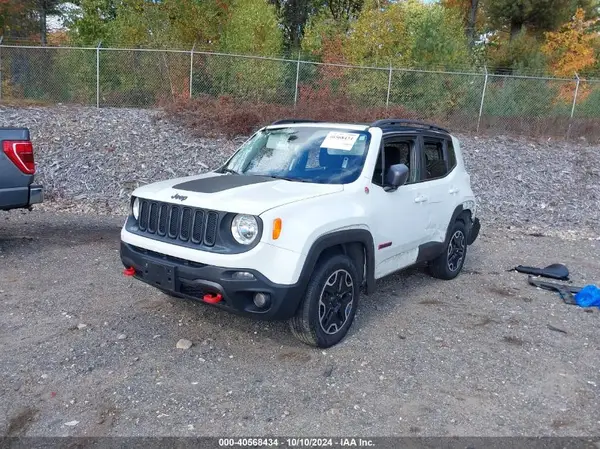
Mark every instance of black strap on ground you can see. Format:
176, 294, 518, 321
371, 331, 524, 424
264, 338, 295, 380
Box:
527, 275, 580, 305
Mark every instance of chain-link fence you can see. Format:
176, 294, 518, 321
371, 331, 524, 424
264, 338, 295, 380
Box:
1, 43, 598, 139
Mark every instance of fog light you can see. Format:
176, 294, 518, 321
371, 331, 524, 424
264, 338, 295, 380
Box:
231, 271, 255, 281
253, 292, 270, 308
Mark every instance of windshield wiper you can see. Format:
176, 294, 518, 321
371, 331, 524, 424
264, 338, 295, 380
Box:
265, 175, 309, 183
220, 167, 240, 175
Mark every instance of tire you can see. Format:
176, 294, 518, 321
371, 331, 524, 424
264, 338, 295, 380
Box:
289, 254, 360, 348
428, 218, 468, 280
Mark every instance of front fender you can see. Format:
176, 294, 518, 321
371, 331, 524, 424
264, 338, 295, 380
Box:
259, 191, 375, 292
259, 191, 368, 255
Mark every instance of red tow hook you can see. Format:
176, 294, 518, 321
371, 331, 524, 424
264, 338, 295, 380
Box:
123, 266, 136, 277
203, 293, 223, 304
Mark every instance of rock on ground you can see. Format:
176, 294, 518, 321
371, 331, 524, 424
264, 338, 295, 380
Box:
0, 105, 598, 235
176, 339, 193, 350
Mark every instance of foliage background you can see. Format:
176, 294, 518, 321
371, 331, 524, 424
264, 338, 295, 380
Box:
1, 0, 600, 138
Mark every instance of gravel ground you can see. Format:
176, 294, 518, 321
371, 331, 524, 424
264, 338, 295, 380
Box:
1, 105, 599, 236
1, 105, 599, 439
0, 211, 599, 437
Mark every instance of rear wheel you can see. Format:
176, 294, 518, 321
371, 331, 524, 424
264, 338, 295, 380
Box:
289, 254, 359, 348
428, 219, 468, 280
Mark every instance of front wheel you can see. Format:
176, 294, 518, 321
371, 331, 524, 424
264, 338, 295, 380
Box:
428, 219, 468, 280
289, 254, 360, 348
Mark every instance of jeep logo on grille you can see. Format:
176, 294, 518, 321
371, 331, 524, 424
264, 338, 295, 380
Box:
171, 193, 188, 201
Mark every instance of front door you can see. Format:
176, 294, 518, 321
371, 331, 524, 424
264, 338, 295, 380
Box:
367, 135, 431, 279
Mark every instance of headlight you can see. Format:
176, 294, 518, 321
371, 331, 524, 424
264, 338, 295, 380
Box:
231, 214, 259, 245
132, 197, 140, 220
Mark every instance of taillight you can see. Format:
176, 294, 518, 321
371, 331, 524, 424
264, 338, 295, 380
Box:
2, 140, 35, 175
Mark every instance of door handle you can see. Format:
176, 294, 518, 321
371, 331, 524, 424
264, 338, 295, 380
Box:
414, 195, 428, 203
449, 187, 460, 194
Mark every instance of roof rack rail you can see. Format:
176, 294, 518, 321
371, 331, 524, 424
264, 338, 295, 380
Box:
370, 119, 449, 133
269, 119, 322, 125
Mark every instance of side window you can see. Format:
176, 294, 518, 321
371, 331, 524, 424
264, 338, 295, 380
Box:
423, 138, 448, 180
372, 137, 416, 186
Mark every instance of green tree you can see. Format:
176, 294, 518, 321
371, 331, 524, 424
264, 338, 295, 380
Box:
301, 0, 474, 110
0, 0, 33, 38
69, 0, 223, 48
345, 0, 470, 68
321, 0, 363, 21
66, 0, 118, 45
107, 0, 211, 48
486, 29, 549, 74
1, 0, 61, 43
34, 0, 63, 44
485, 0, 598, 40
270, 0, 363, 51
269, 0, 317, 51
301, 8, 349, 61
213, 0, 285, 102
442, 0, 485, 47
220, 0, 282, 55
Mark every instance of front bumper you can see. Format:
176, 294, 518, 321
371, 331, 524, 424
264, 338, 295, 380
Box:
467, 217, 480, 245
120, 242, 305, 320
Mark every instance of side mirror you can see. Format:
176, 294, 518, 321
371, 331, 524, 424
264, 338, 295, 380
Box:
384, 164, 409, 191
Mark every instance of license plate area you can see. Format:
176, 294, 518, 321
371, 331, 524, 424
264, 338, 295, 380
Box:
142, 260, 175, 290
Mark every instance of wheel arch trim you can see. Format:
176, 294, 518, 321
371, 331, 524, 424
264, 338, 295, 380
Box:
299, 229, 376, 296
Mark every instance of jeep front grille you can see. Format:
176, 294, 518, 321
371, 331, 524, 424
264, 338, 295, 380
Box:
192, 210, 204, 243
137, 199, 219, 247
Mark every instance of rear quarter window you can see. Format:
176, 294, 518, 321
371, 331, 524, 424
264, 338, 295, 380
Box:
447, 139, 457, 170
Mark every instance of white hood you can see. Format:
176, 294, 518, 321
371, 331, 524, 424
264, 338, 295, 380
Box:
132, 172, 344, 216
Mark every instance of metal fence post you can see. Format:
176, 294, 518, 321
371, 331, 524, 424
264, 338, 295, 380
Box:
476, 66, 488, 133
567, 73, 580, 140
294, 51, 300, 107
96, 41, 102, 108
0, 36, 3, 102
386, 63, 392, 108
189, 43, 196, 99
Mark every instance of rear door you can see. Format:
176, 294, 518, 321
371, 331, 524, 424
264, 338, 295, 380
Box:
417, 135, 459, 243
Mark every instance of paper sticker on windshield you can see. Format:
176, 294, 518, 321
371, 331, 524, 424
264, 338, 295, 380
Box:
321, 132, 359, 151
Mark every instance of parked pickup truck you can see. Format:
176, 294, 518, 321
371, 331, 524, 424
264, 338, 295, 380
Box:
0, 128, 43, 211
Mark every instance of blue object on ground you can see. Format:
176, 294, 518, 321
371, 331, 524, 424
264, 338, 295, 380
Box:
574, 285, 600, 308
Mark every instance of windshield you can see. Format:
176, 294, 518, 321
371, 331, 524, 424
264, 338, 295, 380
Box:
220, 126, 371, 184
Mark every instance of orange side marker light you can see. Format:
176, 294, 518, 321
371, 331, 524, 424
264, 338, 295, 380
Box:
272, 218, 282, 240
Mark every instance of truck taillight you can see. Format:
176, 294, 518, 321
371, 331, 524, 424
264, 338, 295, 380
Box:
2, 140, 35, 175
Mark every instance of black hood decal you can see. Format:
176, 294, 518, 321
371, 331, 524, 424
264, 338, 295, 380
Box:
172, 174, 276, 194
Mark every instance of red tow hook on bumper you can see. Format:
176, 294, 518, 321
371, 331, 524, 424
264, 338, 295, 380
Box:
123, 267, 136, 277
203, 293, 223, 304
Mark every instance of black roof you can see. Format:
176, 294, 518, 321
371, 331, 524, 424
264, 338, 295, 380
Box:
269, 119, 322, 125
268, 118, 450, 134
370, 119, 449, 134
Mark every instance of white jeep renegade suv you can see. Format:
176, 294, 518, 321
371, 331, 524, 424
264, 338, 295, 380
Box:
120, 119, 480, 348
